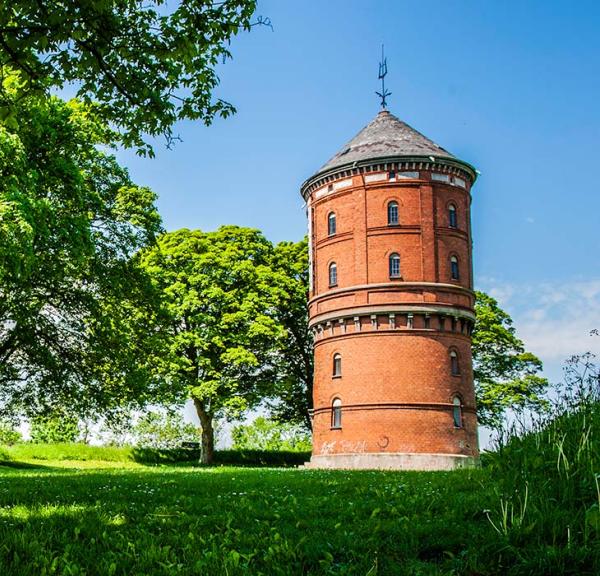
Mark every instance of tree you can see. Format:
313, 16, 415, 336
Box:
0, 78, 162, 419
29, 409, 80, 443
267, 239, 313, 430
132, 410, 199, 449
231, 416, 311, 451
471, 290, 548, 428
138, 226, 287, 463
0, 420, 22, 445
0, 0, 259, 153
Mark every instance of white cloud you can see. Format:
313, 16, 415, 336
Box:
478, 278, 600, 363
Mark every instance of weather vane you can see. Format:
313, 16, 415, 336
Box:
376, 44, 391, 109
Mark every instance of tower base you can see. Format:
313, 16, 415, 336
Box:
305, 452, 478, 471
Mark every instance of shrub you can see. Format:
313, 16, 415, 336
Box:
231, 417, 312, 452
0, 420, 22, 445
132, 411, 199, 449
29, 411, 80, 443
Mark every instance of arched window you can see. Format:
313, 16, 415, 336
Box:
448, 204, 457, 228
389, 253, 401, 278
453, 396, 463, 428
333, 353, 342, 377
332, 398, 342, 429
450, 350, 460, 375
450, 256, 459, 280
328, 262, 337, 287
387, 201, 399, 225
328, 212, 336, 236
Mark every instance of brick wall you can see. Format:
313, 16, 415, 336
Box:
306, 169, 479, 463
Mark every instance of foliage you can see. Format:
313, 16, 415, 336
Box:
0, 77, 163, 419
0, 420, 21, 445
482, 341, 599, 572
3, 442, 310, 467
266, 239, 313, 431
472, 290, 549, 428
0, 1, 259, 154
232, 416, 311, 452
138, 226, 288, 463
132, 411, 199, 450
97, 410, 136, 447
214, 449, 310, 467
7, 442, 134, 463
29, 410, 81, 444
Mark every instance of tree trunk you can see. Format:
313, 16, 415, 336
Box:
193, 398, 214, 464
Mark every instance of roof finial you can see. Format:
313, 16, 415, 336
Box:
376, 44, 391, 109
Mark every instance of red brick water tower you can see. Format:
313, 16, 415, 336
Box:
301, 109, 479, 469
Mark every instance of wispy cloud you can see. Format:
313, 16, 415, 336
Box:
477, 278, 600, 362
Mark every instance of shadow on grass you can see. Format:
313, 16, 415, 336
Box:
130, 447, 312, 468
0, 460, 66, 471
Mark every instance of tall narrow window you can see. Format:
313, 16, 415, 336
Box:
389, 252, 401, 278
332, 398, 342, 429
448, 204, 457, 228
450, 350, 460, 375
387, 201, 399, 225
450, 256, 459, 280
333, 353, 342, 377
328, 212, 336, 236
453, 396, 462, 428
329, 262, 337, 287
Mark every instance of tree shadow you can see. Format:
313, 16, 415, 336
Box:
0, 460, 67, 471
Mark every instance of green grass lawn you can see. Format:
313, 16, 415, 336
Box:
0, 460, 495, 576
0, 401, 598, 576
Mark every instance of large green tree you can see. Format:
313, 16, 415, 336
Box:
0, 78, 162, 418
138, 226, 287, 463
0, 0, 259, 153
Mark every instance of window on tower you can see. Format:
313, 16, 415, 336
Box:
389, 253, 401, 278
452, 396, 463, 428
450, 256, 459, 280
331, 398, 342, 429
448, 203, 457, 228
328, 262, 338, 287
333, 353, 342, 377
328, 212, 336, 236
387, 201, 399, 225
450, 350, 460, 375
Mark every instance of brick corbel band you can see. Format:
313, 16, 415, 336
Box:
312, 401, 476, 416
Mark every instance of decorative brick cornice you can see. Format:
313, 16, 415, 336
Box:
301, 158, 476, 200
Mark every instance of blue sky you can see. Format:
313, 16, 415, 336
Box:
115, 0, 599, 392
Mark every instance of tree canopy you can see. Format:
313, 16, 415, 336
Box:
0, 0, 258, 153
266, 239, 313, 431
0, 77, 162, 418
472, 290, 549, 428
138, 226, 288, 463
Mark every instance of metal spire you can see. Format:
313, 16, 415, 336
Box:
376, 44, 391, 109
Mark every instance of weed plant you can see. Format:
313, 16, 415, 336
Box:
482, 350, 599, 574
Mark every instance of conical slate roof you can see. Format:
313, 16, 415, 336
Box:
319, 109, 455, 173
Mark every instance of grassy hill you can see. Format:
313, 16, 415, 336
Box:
0, 405, 597, 575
